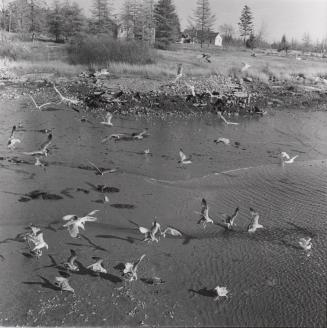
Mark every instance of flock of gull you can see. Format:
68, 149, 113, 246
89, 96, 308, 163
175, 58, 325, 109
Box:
4, 79, 313, 306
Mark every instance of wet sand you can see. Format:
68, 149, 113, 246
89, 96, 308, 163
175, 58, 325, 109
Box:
0, 99, 326, 327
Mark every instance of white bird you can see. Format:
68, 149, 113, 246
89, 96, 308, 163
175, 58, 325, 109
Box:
214, 286, 229, 300
88, 161, 115, 175
299, 237, 312, 251
197, 198, 214, 228
214, 137, 230, 145
132, 129, 149, 140
241, 62, 251, 72
221, 207, 240, 230
29, 94, 54, 110
63, 249, 79, 272
185, 82, 196, 97
161, 226, 183, 238
280, 151, 298, 164
54, 276, 75, 293
247, 208, 263, 233
178, 148, 192, 164
123, 254, 146, 281
87, 257, 107, 274
139, 220, 162, 242
217, 112, 239, 126
27, 231, 48, 257
7, 125, 21, 150
22, 133, 52, 158
100, 112, 113, 126
144, 148, 151, 155
62, 210, 99, 238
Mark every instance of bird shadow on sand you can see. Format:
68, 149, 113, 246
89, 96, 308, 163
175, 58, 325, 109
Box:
22, 275, 60, 291
21, 251, 34, 259
189, 287, 216, 298
79, 234, 108, 252
96, 234, 136, 244
100, 272, 122, 284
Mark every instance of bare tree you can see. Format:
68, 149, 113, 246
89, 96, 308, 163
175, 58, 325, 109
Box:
190, 0, 216, 48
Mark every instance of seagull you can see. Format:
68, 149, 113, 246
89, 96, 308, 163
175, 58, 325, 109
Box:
29, 94, 54, 110
7, 125, 21, 150
63, 249, 79, 272
221, 207, 239, 230
178, 148, 192, 164
22, 133, 52, 166
217, 111, 239, 125
123, 254, 146, 281
197, 198, 214, 228
139, 220, 162, 242
247, 208, 263, 233
161, 226, 183, 238
132, 129, 149, 140
214, 286, 229, 300
241, 62, 251, 72
185, 82, 196, 97
87, 257, 107, 274
102, 133, 129, 142
214, 137, 230, 145
100, 112, 113, 126
144, 148, 151, 155
88, 161, 116, 175
62, 210, 99, 238
27, 231, 48, 257
54, 276, 75, 293
280, 152, 298, 165
197, 53, 211, 63
299, 237, 312, 251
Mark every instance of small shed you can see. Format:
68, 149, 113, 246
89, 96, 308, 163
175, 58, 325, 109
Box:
215, 33, 222, 46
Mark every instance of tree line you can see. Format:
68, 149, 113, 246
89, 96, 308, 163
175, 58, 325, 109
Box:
0, 0, 325, 53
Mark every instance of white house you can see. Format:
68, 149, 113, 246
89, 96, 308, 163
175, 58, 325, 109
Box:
215, 33, 222, 47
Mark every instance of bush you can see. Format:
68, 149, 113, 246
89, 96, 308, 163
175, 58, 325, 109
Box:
0, 40, 32, 60
67, 33, 157, 66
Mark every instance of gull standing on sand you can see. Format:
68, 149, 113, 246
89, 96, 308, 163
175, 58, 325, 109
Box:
247, 208, 263, 233
7, 125, 21, 150
87, 257, 107, 274
280, 151, 299, 165
178, 148, 192, 165
214, 286, 229, 300
221, 207, 240, 230
299, 237, 312, 251
62, 210, 99, 238
63, 249, 79, 272
123, 254, 146, 281
100, 112, 113, 126
217, 111, 239, 126
197, 198, 214, 228
139, 220, 162, 242
54, 276, 75, 293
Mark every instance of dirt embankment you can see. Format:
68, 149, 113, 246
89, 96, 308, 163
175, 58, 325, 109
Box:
0, 70, 327, 117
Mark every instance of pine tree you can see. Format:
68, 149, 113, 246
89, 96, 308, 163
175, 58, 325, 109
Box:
190, 0, 216, 47
154, 0, 180, 49
238, 5, 254, 43
91, 0, 114, 34
279, 34, 289, 53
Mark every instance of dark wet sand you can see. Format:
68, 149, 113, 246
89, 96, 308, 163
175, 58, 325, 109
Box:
0, 99, 326, 327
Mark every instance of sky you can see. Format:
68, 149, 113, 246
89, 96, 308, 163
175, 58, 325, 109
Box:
55, 0, 327, 42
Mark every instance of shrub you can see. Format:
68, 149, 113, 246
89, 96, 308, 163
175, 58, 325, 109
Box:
0, 40, 32, 60
67, 33, 157, 66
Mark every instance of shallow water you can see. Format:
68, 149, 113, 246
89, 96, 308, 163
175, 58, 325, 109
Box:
0, 100, 326, 327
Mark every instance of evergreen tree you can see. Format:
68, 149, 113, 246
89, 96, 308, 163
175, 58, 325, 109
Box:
279, 34, 289, 53
238, 5, 254, 43
91, 0, 114, 34
48, 1, 64, 41
154, 0, 179, 49
190, 0, 216, 47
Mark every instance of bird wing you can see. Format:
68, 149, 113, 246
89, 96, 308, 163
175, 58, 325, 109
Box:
179, 149, 186, 162
88, 161, 102, 174
39, 134, 52, 151
281, 152, 290, 160
201, 198, 208, 215
68, 249, 77, 264
29, 95, 39, 108
62, 214, 77, 221
164, 227, 182, 237
139, 226, 150, 234
133, 254, 146, 271
86, 209, 100, 217
55, 276, 67, 283
230, 207, 239, 223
